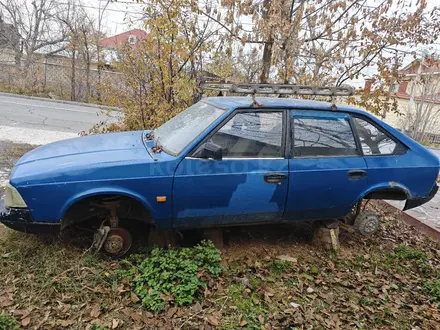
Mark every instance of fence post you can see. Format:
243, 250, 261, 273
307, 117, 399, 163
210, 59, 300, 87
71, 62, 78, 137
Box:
43, 56, 47, 90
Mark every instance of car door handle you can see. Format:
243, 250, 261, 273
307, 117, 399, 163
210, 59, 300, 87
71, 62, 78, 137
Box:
347, 170, 368, 180
264, 173, 287, 185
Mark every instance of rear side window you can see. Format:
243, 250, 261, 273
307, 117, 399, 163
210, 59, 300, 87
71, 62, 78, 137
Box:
353, 117, 404, 155
293, 116, 358, 157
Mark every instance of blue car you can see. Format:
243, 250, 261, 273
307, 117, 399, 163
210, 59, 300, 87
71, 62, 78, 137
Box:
1, 84, 439, 256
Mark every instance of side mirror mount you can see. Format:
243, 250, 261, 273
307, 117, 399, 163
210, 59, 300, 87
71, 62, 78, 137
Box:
196, 142, 223, 160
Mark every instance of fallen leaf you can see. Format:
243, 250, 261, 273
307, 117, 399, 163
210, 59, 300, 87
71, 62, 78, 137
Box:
130, 291, 140, 303
277, 255, 297, 263
193, 301, 202, 313
167, 306, 178, 318
290, 302, 300, 308
60, 319, 75, 327
306, 287, 314, 293
21, 317, 31, 327
112, 319, 119, 329
207, 316, 219, 326
239, 320, 248, 327
90, 303, 101, 318
258, 315, 264, 323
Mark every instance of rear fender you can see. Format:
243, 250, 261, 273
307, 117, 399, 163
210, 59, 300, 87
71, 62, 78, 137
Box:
352, 182, 411, 210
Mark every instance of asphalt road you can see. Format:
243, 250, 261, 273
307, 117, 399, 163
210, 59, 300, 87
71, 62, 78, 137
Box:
0, 93, 120, 145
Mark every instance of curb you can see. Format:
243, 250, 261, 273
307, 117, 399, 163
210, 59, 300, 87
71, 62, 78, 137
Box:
379, 200, 440, 240
0, 91, 122, 112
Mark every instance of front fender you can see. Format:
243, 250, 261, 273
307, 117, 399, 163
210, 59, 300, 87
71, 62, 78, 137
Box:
59, 186, 155, 221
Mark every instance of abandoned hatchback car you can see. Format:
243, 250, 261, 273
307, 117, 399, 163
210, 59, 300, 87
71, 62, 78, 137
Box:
1, 84, 439, 256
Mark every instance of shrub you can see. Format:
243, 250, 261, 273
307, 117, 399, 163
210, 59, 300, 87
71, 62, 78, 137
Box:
120, 240, 223, 312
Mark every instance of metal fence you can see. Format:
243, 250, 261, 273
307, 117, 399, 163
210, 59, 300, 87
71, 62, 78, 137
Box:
0, 60, 124, 102
425, 132, 440, 145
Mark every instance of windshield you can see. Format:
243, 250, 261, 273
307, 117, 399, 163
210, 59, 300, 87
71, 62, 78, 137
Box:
154, 101, 225, 156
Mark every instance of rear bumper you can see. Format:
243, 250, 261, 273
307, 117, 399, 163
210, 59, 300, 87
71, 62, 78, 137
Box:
403, 184, 439, 211
0, 196, 60, 234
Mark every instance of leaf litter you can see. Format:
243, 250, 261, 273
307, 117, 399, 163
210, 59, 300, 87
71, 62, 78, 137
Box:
0, 201, 438, 329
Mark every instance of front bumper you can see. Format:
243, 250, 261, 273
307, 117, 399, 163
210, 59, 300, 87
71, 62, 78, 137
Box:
0, 196, 60, 234
403, 184, 439, 211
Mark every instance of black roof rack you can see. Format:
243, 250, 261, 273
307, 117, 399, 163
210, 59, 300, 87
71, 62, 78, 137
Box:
201, 82, 354, 97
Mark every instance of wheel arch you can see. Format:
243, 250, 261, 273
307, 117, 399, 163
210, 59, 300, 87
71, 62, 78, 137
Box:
59, 187, 155, 226
356, 182, 411, 205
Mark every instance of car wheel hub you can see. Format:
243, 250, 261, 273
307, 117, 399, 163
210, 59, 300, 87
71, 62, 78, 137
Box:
363, 216, 378, 233
103, 228, 132, 257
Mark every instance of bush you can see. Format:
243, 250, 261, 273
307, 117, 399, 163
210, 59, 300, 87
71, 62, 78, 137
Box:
120, 240, 223, 312
0, 314, 17, 330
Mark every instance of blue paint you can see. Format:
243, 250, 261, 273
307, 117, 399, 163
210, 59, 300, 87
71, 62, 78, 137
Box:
4, 96, 439, 232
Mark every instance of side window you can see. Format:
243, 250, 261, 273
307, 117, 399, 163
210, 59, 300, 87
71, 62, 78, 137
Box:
206, 111, 283, 158
353, 117, 403, 155
293, 116, 358, 157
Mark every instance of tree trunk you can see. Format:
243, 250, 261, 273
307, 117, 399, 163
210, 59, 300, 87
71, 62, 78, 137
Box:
260, 41, 273, 83
259, 0, 273, 84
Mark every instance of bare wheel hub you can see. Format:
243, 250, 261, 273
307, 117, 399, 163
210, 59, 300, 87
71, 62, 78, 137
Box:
103, 228, 132, 257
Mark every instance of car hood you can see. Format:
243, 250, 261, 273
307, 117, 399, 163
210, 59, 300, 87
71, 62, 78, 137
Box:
9, 131, 172, 186
16, 131, 148, 165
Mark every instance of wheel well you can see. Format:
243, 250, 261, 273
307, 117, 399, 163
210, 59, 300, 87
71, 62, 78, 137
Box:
61, 194, 154, 230
363, 188, 408, 201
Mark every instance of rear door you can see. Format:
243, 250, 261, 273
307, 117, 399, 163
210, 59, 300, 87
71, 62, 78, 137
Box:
284, 110, 369, 220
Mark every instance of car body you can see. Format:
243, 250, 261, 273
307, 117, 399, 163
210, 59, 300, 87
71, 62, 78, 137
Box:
1, 96, 439, 235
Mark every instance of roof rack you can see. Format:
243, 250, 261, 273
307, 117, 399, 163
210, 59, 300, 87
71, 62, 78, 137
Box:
201, 82, 354, 97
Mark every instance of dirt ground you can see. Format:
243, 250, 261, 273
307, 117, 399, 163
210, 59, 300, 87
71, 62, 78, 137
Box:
0, 202, 439, 330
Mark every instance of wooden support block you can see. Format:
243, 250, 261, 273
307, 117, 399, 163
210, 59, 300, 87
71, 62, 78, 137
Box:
313, 222, 340, 252
202, 228, 224, 249
147, 227, 179, 248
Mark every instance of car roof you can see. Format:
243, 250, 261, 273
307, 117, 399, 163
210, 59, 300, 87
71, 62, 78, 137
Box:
202, 96, 365, 114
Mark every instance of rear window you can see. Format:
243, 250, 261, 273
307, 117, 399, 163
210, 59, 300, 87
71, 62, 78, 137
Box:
293, 116, 358, 157
353, 117, 405, 155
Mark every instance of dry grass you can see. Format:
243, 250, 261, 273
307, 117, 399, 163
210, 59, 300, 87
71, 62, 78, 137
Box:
0, 201, 439, 329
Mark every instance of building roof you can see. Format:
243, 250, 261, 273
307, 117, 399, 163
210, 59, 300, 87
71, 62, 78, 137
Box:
98, 29, 147, 49
399, 58, 440, 75
202, 96, 362, 113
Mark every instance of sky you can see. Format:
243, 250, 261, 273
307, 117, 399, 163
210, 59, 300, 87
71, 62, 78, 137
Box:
84, 0, 440, 87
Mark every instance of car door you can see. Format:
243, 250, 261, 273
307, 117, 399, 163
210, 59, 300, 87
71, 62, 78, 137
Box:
173, 109, 289, 229
284, 110, 369, 220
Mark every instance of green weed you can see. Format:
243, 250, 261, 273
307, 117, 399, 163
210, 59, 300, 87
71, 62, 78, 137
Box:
0, 314, 18, 330
119, 240, 223, 312
269, 260, 292, 274
422, 278, 440, 305
393, 245, 427, 261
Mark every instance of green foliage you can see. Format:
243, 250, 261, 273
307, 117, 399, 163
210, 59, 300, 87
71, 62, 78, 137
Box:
0, 314, 18, 330
225, 283, 268, 329
120, 240, 223, 312
91, 324, 109, 330
393, 245, 427, 262
269, 260, 292, 274
422, 278, 440, 305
